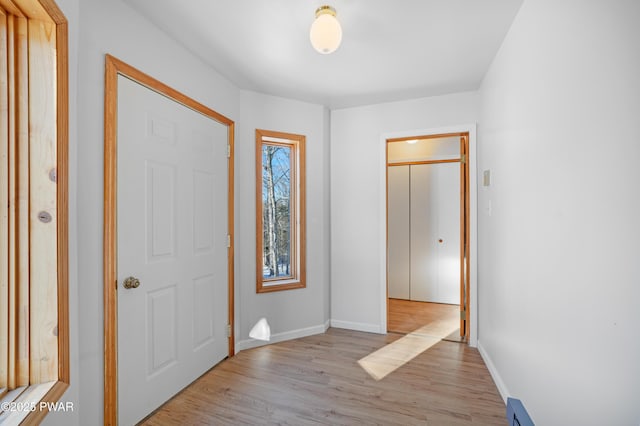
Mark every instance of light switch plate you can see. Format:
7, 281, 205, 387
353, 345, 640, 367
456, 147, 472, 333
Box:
483, 169, 491, 187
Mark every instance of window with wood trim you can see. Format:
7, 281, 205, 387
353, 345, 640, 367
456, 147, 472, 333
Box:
256, 130, 306, 293
0, 0, 68, 424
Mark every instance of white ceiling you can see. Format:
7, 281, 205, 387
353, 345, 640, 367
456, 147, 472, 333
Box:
124, 0, 523, 109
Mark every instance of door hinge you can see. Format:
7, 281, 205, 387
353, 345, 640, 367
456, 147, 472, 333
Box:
227, 234, 231, 248
460, 310, 466, 320
461, 154, 466, 164
226, 144, 231, 158
226, 324, 232, 338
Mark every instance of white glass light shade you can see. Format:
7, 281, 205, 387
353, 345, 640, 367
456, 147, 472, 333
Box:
310, 6, 342, 54
249, 317, 271, 341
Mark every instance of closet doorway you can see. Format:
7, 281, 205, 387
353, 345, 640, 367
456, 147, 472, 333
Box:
386, 133, 470, 341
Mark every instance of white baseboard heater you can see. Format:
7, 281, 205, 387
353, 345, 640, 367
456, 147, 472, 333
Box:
506, 397, 534, 426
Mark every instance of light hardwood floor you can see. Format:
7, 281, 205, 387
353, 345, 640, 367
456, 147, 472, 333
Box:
388, 298, 460, 336
141, 328, 504, 425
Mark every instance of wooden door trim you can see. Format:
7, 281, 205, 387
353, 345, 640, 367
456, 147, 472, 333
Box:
459, 135, 470, 338
388, 158, 461, 167
385, 132, 470, 339
103, 55, 235, 425
387, 132, 468, 143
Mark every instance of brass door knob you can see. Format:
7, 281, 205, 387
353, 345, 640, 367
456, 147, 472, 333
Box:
123, 276, 140, 289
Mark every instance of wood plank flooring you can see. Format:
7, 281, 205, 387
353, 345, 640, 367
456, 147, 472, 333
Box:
141, 328, 505, 425
388, 298, 460, 335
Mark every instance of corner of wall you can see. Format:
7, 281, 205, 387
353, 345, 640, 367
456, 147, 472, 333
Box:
323, 106, 332, 324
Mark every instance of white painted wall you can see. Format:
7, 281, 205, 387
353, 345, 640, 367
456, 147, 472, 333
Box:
387, 136, 460, 163
72, 0, 239, 423
477, 0, 640, 424
235, 90, 331, 350
330, 93, 478, 332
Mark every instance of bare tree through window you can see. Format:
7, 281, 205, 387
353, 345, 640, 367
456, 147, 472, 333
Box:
262, 145, 292, 278
256, 130, 306, 293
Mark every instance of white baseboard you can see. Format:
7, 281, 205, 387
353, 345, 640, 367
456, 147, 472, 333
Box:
329, 319, 382, 334
236, 323, 328, 352
477, 340, 509, 404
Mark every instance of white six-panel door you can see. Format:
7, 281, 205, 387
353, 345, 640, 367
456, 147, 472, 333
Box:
117, 75, 229, 425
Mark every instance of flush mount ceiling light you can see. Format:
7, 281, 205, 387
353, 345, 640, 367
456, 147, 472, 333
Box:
310, 5, 342, 54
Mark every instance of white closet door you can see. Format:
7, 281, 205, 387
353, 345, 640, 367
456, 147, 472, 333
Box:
410, 164, 439, 302
387, 166, 410, 299
435, 162, 461, 304
410, 163, 460, 304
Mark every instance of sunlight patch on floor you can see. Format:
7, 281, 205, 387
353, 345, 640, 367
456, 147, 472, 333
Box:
358, 317, 459, 381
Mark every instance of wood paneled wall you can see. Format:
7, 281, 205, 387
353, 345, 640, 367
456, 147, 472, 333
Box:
0, 0, 68, 412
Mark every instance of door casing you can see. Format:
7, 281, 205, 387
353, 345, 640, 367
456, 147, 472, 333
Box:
103, 55, 235, 425
380, 125, 478, 346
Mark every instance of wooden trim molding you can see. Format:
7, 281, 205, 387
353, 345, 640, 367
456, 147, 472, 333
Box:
103, 55, 235, 425
255, 129, 306, 294
387, 133, 467, 144
459, 136, 468, 338
54, 7, 70, 392
388, 158, 461, 167
103, 55, 118, 426
463, 135, 471, 337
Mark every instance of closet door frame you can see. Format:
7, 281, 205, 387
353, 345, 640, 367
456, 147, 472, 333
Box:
384, 128, 474, 344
